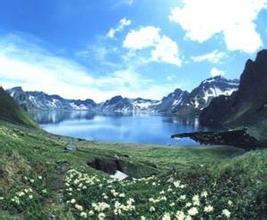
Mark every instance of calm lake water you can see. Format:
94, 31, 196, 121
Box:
31, 111, 202, 146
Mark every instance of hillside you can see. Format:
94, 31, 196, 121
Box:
0, 87, 37, 128
0, 121, 266, 219
200, 50, 267, 142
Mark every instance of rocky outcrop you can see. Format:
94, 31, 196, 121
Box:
200, 50, 267, 127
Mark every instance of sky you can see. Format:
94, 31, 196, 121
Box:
0, 0, 266, 102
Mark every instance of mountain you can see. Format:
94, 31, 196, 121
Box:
0, 86, 37, 127
200, 50, 267, 130
99, 96, 159, 113
156, 76, 239, 115
7, 87, 97, 111
7, 76, 238, 115
156, 89, 190, 114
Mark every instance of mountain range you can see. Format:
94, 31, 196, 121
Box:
7, 76, 239, 115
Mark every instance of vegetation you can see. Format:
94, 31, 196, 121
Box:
0, 121, 266, 219
0, 87, 37, 128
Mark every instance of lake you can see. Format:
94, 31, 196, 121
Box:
31, 111, 202, 146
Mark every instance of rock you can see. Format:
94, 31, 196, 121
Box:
87, 158, 123, 175
171, 129, 261, 150
200, 49, 267, 127
64, 143, 77, 152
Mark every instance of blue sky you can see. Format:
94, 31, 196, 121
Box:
0, 0, 266, 102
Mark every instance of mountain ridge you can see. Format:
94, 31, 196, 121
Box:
7, 76, 239, 115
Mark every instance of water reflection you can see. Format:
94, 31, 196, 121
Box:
32, 111, 202, 146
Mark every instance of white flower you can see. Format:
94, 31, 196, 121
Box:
173, 181, 181, 188
162, 213, 171, 220
70, 199, 76, 204
149, 206, 156, 212
222, 209, 231, 218
119, 193, 125, 198
188, 207, 198, 216
185, 202, 192, 207
29, 195, 33, 199
88, 210, 94, 216
204, 205, 214, 213
228, 200, 233, 206
98, 212, 106, 220
0, 197, 4, 200
201, 191, 208, 198
141, 216, 146, 220
75, 204, 83, 211
180, 195, 186, 200
38, 176, 42, 180
80, 212, 87, 218
176, 211, 185, 220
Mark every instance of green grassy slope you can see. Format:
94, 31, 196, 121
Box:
0, 87, 37, 128
0, 121, 266, 219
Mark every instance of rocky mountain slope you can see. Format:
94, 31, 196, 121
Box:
7, 87, 97, 111
200, 50, 267, 129
7, 76, 238, 115
0, 86, 37, 127
99, 96, 159, 113
156, 76, 239, 115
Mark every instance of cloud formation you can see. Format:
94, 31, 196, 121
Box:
0, 34, 176, 102
169, 0, 267, 53
107, 18, 132, 39
191, 50, 226, 63
123, 26, 182, 66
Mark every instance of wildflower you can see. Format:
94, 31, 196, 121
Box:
88, 210, 94, 216
141, 216, 146, 220
162, 213, 171, 220
38, 176, 42, 180
204, 205, 214, 213
170, 202, 175, 207
185, 202, 192, 207
29, 195, 33, 199
30, 179, 35, 183
201, 191, 208, 198
70, 199, 76, 204
80, 212, 87, 218
222, 209, 231, 218
41, 189, 47, 194
228, 200, 233, 206
0, 197, 4, 200
119, 193, 125, 198
176, 211, 185, 220
150, 206, 156, 212
180, 195, 186, 200
98, 212, 106, 220
188, 207, 198, 216
173, 181, 181, 188
75, 204, 83, 211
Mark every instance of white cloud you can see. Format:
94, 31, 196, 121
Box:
123, 26, 161, 49
123, 26, 182, 66
191, 50, 226, 63
0, 35, 175, 102
169, 0, 267, 53
210, 67, 225, 77
107, 18, 132, 39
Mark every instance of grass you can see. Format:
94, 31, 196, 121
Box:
0, 121, 266, 219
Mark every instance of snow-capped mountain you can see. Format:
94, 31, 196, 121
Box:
7, 76, 239, 115
7, 87, 97, 111
156, 76, 239, 115
99, 96, 159, 113
156, 89, 190, 113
